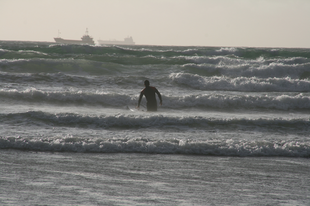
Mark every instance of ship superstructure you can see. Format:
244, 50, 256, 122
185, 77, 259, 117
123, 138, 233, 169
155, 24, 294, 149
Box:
98, 36, 135, 45
54, 29, 95, 45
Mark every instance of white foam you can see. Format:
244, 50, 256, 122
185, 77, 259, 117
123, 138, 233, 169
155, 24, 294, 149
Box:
1, 87, 310, 111
0, 136, 309, 157
169, 72, 310, 92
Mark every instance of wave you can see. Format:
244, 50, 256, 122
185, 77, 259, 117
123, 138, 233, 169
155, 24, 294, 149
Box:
1, 59, 310, 92
2, 41, 308, 59
0, 58, 127, 75
0, 70, 117, 87
2, 42, 310, 67
2, 42, 310, 81
170, 73, 310, 92
166, 93, 310, 110
2, 89, 310, 111
0, 44, 192, 66
236, 47, 310, 59
0, 42, 214, 58
0, 89, 134, 106
2, 56, 309, 82
1, 111, 309, 131
182, 58, 310, 79
0, 136, 309, 157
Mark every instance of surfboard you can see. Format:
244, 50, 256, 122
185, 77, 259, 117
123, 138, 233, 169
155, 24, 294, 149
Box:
126, 105, 136, 112
126, 106, 145, 112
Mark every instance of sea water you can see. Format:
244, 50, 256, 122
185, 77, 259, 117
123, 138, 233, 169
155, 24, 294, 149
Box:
0, 41, 309, 205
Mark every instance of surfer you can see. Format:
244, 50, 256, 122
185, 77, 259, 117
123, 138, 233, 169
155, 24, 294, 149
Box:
137, 80, 162, 111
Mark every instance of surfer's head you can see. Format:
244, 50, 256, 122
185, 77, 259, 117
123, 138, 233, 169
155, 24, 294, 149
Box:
144, 80, 150, 87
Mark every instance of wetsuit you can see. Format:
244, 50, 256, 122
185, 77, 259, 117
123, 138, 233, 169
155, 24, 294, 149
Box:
138, 86, 162, 111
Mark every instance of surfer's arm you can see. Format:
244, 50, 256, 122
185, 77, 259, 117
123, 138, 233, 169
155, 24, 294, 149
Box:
137, 92, 143, 108
155, 89, 162, 105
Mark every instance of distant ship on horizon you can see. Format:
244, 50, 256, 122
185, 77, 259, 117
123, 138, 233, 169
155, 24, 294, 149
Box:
54, 28, 95, 45
98, 36, 135, 45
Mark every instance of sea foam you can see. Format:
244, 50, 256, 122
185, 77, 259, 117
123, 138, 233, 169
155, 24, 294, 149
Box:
0, 136, 309, 157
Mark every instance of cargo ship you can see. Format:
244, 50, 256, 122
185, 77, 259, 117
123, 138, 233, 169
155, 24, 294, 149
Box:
98, 36, 135, 45
54, 29, 95, 45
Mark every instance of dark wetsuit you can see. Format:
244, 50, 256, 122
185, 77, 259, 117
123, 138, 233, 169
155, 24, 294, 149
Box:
138, 86, 162, 111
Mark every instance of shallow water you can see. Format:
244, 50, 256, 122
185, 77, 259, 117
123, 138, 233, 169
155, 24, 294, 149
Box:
1, 150, 309, 205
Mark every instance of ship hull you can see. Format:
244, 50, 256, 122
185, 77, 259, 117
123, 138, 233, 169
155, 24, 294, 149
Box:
54, 38, 95, 45
98, 40, 135, 45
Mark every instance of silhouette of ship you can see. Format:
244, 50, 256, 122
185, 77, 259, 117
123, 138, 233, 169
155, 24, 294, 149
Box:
54, 28, 95, 45
98, 36, 135, 45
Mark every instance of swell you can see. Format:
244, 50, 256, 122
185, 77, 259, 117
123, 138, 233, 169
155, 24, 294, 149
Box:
0, 89, 134, 107
1, 56, 310, 81
3, 69, 310, 93
0, 136, 309, 157
1, 111, 309, 131
2, 42, 310, 67
1, 89, 310, 111
182, 57, 310, 79
1, 59, 310, 90
0, 59, 125, 75
2, 41, 310, 59
0, 44, 194, 65
237, 47, 310, 59
170, 73, 310, 92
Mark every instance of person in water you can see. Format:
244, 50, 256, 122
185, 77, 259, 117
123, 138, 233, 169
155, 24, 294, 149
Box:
137, 80, 162, 111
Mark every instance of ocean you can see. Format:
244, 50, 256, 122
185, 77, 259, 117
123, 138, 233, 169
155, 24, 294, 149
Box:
0, 41, 309, 205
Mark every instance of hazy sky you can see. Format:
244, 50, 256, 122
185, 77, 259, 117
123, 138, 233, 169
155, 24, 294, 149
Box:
1, 0, 310, 48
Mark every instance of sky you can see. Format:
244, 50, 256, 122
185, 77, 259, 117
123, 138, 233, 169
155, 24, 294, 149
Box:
1, 0, 310, 48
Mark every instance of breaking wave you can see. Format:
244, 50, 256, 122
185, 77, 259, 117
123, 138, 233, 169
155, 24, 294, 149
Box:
1, 89, 310, 111
1, 111, 309, 131
0, 136, 309, 157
